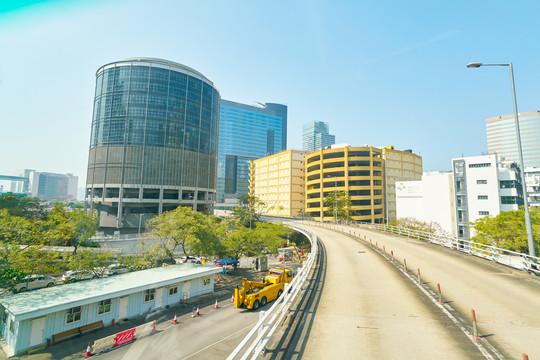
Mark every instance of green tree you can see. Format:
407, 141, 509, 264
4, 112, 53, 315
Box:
218, 220, 292, 261
470, 208, 540, 254
67, 250, 115, 278
323, 191, 353, 221
45, 203, 99, 254
144, 206, 219, 262
0, 194, 44, 219
0, 209, 44, 246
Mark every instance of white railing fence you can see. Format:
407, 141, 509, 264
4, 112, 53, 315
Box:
227, 223, 318, 360
308, 219, 539, 276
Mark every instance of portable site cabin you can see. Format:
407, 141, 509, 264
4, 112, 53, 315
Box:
0, 264, 221, 356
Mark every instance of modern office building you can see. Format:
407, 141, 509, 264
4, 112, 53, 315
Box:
216, 100, 287, 210
395, 171, 456, 236
27, 171, 78, 201
302, 121, 335, 152
249, 150, 308, 217
305, 145, 385, 223
452, 154, 523, 240
381, 147, 423, 222
85, 58, 220, 232
486, 110, 540, 168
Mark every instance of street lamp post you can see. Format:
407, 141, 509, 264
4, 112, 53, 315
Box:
138, 214, 144, 236
467, 62, 536, 258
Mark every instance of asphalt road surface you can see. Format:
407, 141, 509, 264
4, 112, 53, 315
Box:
293, 223, 540, 360
94, 300, 259, 360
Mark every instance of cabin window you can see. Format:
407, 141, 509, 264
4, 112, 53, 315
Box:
66, 306, 82, 324
98, 299, 111, 315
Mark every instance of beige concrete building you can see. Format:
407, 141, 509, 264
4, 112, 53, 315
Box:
249, 150, 309, 217
382, 147, 423, 222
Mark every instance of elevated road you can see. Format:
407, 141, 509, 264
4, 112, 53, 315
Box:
286, 223, 539, 359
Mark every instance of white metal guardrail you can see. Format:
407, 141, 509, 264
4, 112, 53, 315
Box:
227, 223, 318, 360
304, 219, 539, 276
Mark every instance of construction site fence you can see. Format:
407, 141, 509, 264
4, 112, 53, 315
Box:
90, 320, 154, 355
227, 223, 318, 360
297, 218, 539, 276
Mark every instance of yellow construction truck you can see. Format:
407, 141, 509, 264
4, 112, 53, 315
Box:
234, 267, 292, 310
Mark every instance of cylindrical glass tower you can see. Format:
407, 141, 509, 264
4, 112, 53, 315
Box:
85, 58, 220, 231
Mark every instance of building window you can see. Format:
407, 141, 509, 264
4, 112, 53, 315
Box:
478, 195, 488, 200
169, 286, 178, 296
203, 278, 210, 286
501, 196, 519, 204
9, 318, 14, 333
97, 299, 111, 315
144, 289, 155, 302
66, 306, 82, 324
479, 211, 489, 216
469, 163, 491, 168
477, 180, 487, 184
500, 180, 516, 189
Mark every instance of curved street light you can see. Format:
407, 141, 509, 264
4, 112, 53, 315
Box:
467, 62, 536, 258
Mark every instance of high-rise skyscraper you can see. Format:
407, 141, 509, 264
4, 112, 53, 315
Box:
85, 58, 220, 232
486, 110, 540, 168
302, 121, 335, 152
216, 100, 287, 210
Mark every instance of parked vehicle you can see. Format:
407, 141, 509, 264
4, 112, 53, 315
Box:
62, 270, 97, 283
104, 262, 129, 276
16, 275, 56, 293
234, 267, 292, 310
180, 256, 202, 264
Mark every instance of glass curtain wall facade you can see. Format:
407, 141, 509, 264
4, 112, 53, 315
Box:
86, 58, 220, 231
216, 100, 287, 210
486, 110, 540, 168
303, 121, 335, 152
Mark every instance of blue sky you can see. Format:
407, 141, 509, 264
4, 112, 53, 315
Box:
1, 0, 540, 188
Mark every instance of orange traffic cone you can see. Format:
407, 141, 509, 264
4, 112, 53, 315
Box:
85, 342, 92, 357
152, 320, 156, 332
231, 293, 234, 303
215, 299, 218, 309
173, 313, 177, 325
196, 305, 200, 316
217, 276, 220, 284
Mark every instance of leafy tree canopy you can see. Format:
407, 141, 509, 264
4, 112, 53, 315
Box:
470, 207, 540, 254
144, 206, 219, 261
45, 203, 98, 254
0, 194, 44, 219
390, 217, 450, 237
323, 191, 353, 221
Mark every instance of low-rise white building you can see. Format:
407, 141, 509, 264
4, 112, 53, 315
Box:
452, 154, 522, 239
525, 167, 540, 207
395, 171, 456, 236
0, 264, 221, 356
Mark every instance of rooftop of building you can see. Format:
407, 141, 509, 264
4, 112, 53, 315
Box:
96, 57, 214, 85
486, 110, 540, 123
1, 264, 221, 321
221, 99, 287, 113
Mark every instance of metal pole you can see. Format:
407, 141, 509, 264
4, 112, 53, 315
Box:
138, 214, 143, 235
334, 177, 337, 223
508, 63, 536, 258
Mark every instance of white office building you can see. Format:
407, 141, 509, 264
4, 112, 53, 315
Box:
452, 154, 522, 239
525, 167, 540, 207
395, 171, 456, 236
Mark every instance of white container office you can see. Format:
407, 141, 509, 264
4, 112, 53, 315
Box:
0, 264, 221, 356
